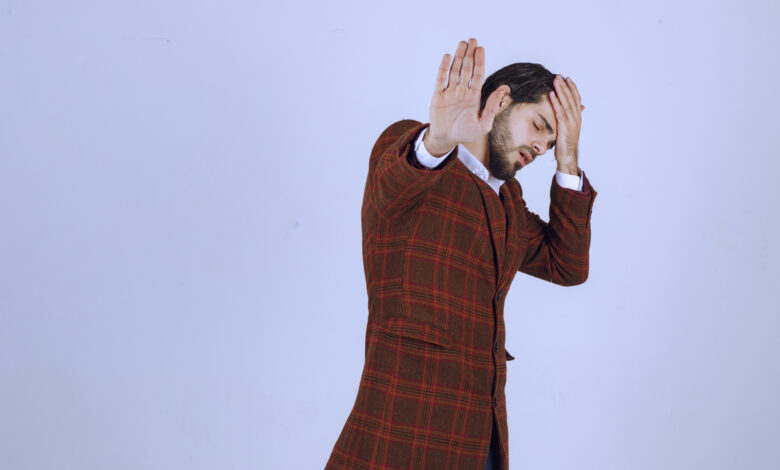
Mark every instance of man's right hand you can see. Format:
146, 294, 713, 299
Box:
423, 37, 503, 157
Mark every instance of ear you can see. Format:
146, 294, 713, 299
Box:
493, 85, 513, 112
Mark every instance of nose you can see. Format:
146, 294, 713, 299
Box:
532, 142, 545, 157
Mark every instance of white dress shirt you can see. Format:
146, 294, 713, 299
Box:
413, 128, 584, 195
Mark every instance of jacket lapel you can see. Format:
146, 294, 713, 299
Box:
498, 180, 521, 291
466, 170, 507, 288
456, 159, 521, 292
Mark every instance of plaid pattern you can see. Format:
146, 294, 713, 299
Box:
326, 120, 597, 469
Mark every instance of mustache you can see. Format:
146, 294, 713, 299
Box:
520, 148, 536, 159
518, 149, 536, 163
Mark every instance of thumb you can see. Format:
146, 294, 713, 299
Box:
479, 93, 500, 130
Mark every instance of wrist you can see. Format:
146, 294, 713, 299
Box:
556, 162, 579, 176
423, 129, 456, 157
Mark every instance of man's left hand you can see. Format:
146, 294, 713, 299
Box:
549, 75, 583, 176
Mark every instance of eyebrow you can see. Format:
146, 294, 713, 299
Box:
537, 112, 556, 149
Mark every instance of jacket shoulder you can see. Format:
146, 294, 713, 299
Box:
374, 119, 424, 151
381, 119, 424, 138
368, 119, 426, 172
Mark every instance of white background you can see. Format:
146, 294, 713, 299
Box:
1, 0, 778, 468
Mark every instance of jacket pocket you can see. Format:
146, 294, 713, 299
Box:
379, 315, 455, 349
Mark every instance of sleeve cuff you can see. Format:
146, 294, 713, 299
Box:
414, 128, 455, 169
555, 169, 584, 191
549, 170, 597, 225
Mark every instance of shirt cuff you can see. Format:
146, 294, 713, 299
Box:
555, 169, 584, 191
414, 128, 455, 169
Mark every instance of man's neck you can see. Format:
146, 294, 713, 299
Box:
462, 135, 489, 170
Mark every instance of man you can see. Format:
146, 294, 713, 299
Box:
326, 37, 597, 470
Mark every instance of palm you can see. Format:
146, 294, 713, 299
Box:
427, 38, 500, 148
430, 91, 487, 143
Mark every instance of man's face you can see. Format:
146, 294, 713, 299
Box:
487, 95, 558, 181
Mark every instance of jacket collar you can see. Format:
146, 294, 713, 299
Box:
456, 143, 505, 196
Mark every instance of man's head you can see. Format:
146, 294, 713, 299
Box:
479, 63, 558, 181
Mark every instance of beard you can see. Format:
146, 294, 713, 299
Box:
487, 106, 527, 181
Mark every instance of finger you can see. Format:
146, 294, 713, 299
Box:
471, 46, 485, 90
549, 90, 564, 124
448, 41, 468, 89
555, 75, 575, 115
564, 77, 582, 122
479, 88, 501, 128
566, 77, 582, 109
559, 77, 580, 123
550, 79, 567, 121
434, 53, 451, 92
552, 76, 567, 115
565, 78, 581, 123
458, 38, 477, 88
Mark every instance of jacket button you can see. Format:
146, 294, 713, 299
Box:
494, 342, 499, 353
493, 396, 498, 407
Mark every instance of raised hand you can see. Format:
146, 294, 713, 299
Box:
423, 38, 503, 157
549, 75, 583, 175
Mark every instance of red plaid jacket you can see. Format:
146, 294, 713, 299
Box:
326, 119, 597, 469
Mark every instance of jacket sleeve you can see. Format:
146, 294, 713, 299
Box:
368, 120, 458, 219
414, 125, 456, 168
518, 170, 598, 286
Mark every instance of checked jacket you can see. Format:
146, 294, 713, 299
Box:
326, 119, 597, 469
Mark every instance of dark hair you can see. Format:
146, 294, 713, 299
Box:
479, 62, 556, 114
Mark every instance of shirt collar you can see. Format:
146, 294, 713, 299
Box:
456, 143, 505, 195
